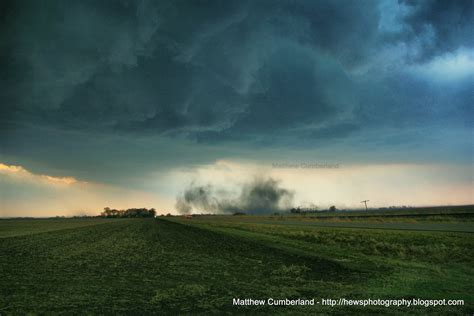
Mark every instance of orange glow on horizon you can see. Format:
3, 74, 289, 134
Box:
0, 163, 80, 186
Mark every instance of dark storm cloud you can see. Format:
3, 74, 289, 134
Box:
0, 0, 472, 182
399, 0, 474, 61
1, 0, 376, 135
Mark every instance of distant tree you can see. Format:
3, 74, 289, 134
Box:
290, 207, 301, 213
99, 207, 156, 218
100, 207, 114, 217
329, 205, 337, 212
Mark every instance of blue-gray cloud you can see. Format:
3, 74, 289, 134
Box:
0, 0, 472, 183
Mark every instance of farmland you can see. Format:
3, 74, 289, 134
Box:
0, 209, 473, 314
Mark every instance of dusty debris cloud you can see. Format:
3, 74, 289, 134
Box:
175, 177, 294, 215
175, 184, 220, 214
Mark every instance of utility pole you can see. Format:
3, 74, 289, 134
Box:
361, 200, 369, 211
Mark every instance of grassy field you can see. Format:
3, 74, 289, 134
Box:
0, 212, 473, 314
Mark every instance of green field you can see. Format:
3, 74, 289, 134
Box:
1, 213, 473, 314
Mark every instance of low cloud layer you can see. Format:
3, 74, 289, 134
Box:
175, 177, 294, 214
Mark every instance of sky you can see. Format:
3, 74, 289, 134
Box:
0, 0, 473, 217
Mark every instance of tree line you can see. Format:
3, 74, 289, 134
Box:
100, 207, 156, 218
